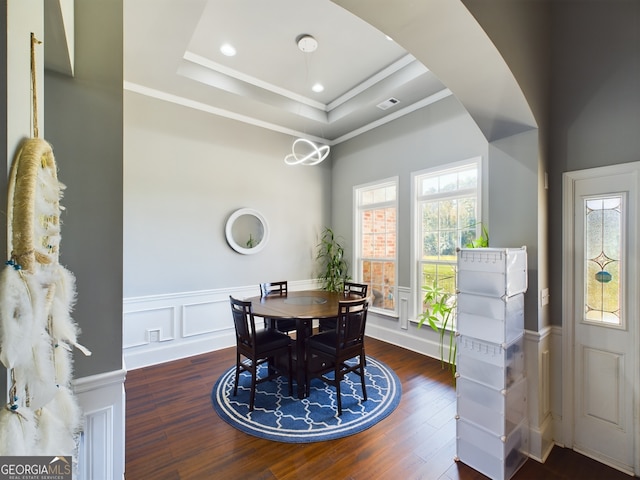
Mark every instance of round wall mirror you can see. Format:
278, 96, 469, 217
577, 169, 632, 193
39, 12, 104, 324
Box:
225, 208, 269, 255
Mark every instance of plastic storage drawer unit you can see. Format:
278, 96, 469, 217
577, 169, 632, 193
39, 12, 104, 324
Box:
456, 417, 529, 480
456, 376, 527, 437
457, 247, 527, 297
456, 292, 524, 345
456, 335, 525, 389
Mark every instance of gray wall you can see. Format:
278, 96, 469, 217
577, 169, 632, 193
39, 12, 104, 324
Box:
462, 0, 551, 138
331, 95, 488, 288
44, 0, 123, 378
332, 94, 541, 330
461, 0, 552, 331
548, 1, 640, 326
123, 91, 332, 297
487, 130, 541, 329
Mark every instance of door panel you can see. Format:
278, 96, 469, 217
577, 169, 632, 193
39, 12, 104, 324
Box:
582, 346, 622, 426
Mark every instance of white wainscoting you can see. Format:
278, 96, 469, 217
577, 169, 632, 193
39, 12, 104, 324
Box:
524, 327, 555, 462
549, 325, 564, 447
364, 284, 453, 368
73, 367, 126, 480
123, 280, 319, 370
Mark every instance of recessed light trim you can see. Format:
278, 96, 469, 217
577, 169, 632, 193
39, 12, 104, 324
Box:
220, 43, 236, 57
312, 83, 324, 93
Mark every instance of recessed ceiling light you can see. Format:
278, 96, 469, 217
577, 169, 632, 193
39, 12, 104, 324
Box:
312, 83, 324, 93
220, 43, 236, 57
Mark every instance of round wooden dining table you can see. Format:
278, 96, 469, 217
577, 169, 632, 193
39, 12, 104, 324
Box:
246, 290, 364, 399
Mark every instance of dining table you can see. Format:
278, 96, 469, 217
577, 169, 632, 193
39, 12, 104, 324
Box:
246, 289, 365, 399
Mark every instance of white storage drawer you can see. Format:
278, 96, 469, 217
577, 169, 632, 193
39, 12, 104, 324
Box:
457, 292, 524, 344
456, 418, 529, 480
457, 247, 527, 297
456, 335, 525, 389
456, 376, 527, 437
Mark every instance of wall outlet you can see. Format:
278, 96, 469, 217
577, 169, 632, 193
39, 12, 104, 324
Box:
540, 288, 550, 306
149, 329, 160, 342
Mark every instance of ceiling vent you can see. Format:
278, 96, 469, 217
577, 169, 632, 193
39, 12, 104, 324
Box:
376, 97, 400, 110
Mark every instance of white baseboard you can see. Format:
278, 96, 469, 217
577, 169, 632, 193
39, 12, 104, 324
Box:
73, 368, 126, 480
528, 411, 555, 462
124, 330, 236, 370
366, 320, 442, 361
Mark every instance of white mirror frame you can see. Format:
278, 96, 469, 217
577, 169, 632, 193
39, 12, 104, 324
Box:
225, 208, 269, 255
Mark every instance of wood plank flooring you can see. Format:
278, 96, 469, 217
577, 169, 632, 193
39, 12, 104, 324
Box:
125, 337, 635, 479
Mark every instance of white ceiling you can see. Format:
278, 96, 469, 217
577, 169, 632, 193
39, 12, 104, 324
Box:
123, 0, 451, 146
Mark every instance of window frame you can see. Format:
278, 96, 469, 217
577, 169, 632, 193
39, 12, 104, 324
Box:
582, 193, 626, 330
410, 158, 482, 324
353, 176, 399, 317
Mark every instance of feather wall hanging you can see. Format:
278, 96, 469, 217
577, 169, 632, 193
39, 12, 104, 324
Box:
0, 33, 90, 458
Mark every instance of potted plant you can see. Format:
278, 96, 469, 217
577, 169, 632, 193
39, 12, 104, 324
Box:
417, 223, 489, 374
418, 279, 457, 373
316, 227, 350, 292
466, 223, 489, 248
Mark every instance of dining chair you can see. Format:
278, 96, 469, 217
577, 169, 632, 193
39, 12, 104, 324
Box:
318, 282, 369, 332
229, 296, 293, 411
260, 281, 297, 334
305, 297, 369, 416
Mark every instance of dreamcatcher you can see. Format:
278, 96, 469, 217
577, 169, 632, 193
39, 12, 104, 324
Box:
0, 33, 90, 456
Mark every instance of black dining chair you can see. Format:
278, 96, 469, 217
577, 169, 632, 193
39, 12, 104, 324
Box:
318, 282, 369, 332
305, 297, 369, 416
260, 281, 297, 334
229, 296, 293, 411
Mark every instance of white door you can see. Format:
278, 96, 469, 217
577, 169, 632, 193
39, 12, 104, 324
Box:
564, 164, 639, 475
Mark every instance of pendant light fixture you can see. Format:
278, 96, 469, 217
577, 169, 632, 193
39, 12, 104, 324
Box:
284, 138, 330, 166
284, 34, 330, 166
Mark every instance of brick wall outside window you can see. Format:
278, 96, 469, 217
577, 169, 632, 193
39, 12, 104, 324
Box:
356, 180, 397, 313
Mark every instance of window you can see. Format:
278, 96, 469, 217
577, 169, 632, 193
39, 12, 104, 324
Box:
355, 178, 398, 314
413, 160, 481, 317
584, 195, 623, 326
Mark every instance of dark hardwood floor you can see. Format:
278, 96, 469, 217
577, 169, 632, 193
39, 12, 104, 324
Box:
125, 337, 634, 479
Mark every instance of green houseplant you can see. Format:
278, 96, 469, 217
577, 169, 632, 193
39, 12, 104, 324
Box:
316, 227, 350, 292
466, 223, 489, 248
417, 223, 489, 374
418, 280, 457, 373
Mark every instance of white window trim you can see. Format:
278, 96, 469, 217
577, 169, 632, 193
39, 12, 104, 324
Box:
410, 157, 482, 322
353, 176, 399, 317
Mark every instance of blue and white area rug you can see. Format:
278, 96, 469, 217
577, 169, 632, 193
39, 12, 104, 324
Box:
211, 356, 401, 443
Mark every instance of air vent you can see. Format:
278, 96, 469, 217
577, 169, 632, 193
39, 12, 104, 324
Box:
376, 97, 400, 110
